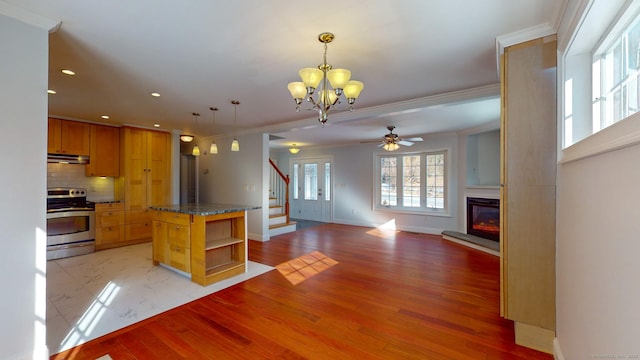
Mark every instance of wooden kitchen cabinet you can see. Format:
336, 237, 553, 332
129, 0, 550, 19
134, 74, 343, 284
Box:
152, 212, 191, 273
86, 124, 120, 177
190, 211, 246, 286
151, 206, 250, 286
115, 127, 171, 244
95, 202, 126, 250
47, 118, 90, 156
500, 36, 557, 353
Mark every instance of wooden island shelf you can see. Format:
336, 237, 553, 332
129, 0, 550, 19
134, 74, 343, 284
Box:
150, 203, 260, 286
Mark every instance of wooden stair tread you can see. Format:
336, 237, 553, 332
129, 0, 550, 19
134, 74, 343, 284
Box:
269, 221, 297, 230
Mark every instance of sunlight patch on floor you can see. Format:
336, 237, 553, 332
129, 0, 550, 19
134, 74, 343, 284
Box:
60, 281, 120, 351
276, 251, 338, 285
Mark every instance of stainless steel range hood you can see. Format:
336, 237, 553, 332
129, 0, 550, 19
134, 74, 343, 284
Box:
47, 153, 90, 164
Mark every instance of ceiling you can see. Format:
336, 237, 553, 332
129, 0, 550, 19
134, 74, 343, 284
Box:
6, 0, 564, 150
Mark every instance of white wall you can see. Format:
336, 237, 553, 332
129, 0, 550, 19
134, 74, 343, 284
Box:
555, 2, 640, 358
274, 133, 460, 234
556, 129, 640, 359
197, 132, 268, 241
0, 11, 51, 360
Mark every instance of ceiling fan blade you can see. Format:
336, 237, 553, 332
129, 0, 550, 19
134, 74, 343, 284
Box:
404, 137, 423, 142
360, 139, 384, 144
398, 140, 414, 146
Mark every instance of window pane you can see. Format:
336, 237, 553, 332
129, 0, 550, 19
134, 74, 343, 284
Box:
426, 153, 445, 209
292, 163, 299, 200
402, 155, 420, 207
380, 157, 396, 206
324, 162, 331, 201
304, 164, 317, 200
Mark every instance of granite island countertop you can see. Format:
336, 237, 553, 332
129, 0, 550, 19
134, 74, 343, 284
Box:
149, 203, 261, 216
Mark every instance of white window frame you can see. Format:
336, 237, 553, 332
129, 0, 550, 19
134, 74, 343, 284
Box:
374, 149, 449, 216
560, 0, 640, 155
593, 6, 640, 132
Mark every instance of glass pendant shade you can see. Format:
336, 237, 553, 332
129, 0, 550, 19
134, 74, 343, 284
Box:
289, 144, 300, 154
231, 139, 239, 152
319, 89, 338, 105
327, 68, 351, 89
343, 80, 364, 99
288, 82, 307, 99
209, 142, 218, 154
299, 67, 324, 89
192, 144, 200, 156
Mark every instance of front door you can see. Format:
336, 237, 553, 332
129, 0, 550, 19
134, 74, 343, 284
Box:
290, 157, 333, 222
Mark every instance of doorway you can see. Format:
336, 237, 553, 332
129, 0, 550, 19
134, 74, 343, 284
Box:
290, 157, 333, 222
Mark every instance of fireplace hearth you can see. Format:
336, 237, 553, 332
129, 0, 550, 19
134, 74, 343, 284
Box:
467, 197, 500, 242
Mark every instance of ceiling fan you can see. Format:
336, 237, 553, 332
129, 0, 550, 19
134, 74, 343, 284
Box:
361, 126, 423, 151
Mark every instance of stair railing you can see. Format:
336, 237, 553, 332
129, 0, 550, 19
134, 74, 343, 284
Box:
269, 159, 290, 223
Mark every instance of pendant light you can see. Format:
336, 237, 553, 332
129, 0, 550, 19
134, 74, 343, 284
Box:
231, 100, 240, 152
209, 107, 218, 154
191, 112, 200, 156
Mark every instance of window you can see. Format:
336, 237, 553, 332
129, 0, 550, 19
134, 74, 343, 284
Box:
594, 6, 640, 133
304, 163, 317, 200
376, 150, 447, 214
292, 163, 299, 200
324, 162, 331, 201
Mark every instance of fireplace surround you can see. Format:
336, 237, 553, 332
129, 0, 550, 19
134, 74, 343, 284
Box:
466, 197, 500, 241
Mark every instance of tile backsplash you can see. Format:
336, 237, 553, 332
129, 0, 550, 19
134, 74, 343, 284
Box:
47, 163, 115, 202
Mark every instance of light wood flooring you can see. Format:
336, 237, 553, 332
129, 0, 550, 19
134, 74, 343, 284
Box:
51, 223, 552, 359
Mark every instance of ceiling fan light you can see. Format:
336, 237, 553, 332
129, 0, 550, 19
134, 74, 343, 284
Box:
299, 67, 324, 89
327, 68, 351, 89
343, 80, 364, 99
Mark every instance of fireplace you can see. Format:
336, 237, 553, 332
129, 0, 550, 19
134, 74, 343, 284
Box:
466, 197, 500, 241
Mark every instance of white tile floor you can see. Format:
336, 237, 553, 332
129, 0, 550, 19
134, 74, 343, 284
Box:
46, 242, 274, 355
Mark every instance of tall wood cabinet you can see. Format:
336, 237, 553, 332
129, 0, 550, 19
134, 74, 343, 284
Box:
116, 127, 171, 243
47, 118, 90, 155
500, 36, 557, 353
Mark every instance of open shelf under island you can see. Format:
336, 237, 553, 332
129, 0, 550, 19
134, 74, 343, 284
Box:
150, 203, 261, 286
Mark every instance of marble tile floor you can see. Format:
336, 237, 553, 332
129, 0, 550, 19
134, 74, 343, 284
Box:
46, 242, 274, 355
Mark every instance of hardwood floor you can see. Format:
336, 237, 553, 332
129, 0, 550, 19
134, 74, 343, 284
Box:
51, 224, 552, 359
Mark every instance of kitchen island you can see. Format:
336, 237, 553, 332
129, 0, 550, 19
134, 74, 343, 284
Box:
150, 203, 260, 286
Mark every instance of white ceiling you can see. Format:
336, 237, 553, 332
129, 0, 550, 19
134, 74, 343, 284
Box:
5, 0, 564, 149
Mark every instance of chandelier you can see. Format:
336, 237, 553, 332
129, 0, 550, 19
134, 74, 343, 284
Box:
287, 32, 364, 125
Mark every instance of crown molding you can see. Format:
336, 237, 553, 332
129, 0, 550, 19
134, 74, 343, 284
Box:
494, 22, 557, 76
253, 83, 501, 137
0, 1, 60, 32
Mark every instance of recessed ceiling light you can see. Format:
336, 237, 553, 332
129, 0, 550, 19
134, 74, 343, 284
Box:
47, 89, 56, 94
153, 124, 160, 128
61, 69, 75, 75
150, 92, 161, 97
101, 115, 110, 119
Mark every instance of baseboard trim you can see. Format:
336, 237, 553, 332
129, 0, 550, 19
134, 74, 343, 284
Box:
441, 233, 500, 256
515, 322, 555, 354
553, 337, 565, 360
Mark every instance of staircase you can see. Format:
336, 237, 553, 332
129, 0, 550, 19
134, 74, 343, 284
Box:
269, 197, 296, 236
268, 159, 297, 237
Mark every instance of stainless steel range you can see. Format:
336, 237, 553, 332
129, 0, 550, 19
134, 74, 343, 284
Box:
46, 187, 95, 260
